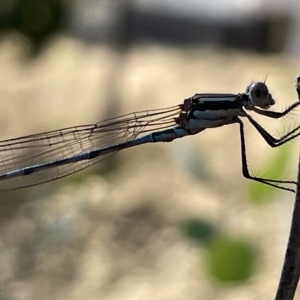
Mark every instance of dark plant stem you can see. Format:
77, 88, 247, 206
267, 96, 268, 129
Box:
275, 74, 300, 300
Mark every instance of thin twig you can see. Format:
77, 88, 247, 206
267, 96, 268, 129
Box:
274, 74, 300, 300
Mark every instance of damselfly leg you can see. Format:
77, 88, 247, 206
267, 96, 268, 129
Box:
236, 117, 299, 192
237, 85, 300, 192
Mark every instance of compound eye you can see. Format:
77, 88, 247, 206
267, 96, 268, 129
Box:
248, 82, 274, 108
250, 82, 268, 99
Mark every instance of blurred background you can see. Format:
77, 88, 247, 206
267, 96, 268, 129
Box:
0, 0, 300, 299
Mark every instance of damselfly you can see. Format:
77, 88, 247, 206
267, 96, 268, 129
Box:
0, 81, 300, 192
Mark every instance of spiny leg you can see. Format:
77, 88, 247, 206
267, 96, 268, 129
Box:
244, 112, 300, 147
236, 118, 297, 193
253, 101, 300, 119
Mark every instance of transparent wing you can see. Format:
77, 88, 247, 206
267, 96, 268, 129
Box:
0, 106, 181, 189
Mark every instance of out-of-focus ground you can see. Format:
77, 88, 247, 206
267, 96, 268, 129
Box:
0, 37, 300, 300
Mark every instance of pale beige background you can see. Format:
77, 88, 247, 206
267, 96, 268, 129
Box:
0, 36, 299, 300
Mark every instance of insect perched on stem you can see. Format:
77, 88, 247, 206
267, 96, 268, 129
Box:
0, 81, 299, 192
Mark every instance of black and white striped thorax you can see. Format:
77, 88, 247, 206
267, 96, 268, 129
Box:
176, 82, 276, 133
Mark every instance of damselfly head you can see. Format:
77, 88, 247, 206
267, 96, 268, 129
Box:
246, 82, 275, 109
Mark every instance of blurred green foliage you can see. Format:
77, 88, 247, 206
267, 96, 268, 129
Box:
181, 217, 257, 284
181, 218, 216, 244
0, 0, 65, 55
247, 144, 291, 203
205, 235, 256, 283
